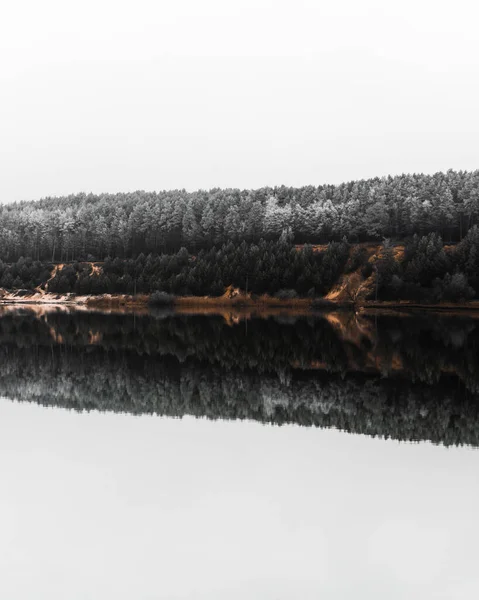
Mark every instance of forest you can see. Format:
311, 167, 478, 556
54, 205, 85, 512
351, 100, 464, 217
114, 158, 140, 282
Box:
1, 169, 478, 262
0, 169, 479, 302
2, 227, 479, 302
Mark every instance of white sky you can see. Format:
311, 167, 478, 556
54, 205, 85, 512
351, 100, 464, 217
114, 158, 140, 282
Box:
0, 399, 478, 599
1, 0, 479, 202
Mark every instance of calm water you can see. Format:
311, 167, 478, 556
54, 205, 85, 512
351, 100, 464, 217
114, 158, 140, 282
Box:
1, 307, 479, 598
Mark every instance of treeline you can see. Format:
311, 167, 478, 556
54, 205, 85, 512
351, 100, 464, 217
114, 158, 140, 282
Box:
0, 310, 479, 445
48, 238, 350, 296
1, 169, 478, 261
0, 257, 53, 291
375, 226, 479, 302
13, 226, 479, 303
5, 226, 479, 303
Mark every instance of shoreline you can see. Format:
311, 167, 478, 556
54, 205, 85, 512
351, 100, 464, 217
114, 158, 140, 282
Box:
1, 291, 479, 316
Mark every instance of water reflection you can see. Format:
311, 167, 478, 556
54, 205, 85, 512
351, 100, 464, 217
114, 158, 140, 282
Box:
1, 307, 479, 445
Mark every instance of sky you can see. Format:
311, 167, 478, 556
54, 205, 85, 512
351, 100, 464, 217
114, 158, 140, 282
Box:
1, 0, 479, 202
0, 398, 478, 599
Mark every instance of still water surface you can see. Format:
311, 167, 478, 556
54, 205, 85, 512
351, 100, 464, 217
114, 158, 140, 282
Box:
0, 307, 478, 598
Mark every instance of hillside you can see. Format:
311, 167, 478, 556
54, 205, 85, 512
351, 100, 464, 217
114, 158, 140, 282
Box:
0, 232, 477, 309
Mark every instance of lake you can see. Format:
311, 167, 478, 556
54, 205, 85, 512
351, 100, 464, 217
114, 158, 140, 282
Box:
0, 307, 478, 598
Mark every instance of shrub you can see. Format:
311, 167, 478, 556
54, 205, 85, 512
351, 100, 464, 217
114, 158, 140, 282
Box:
149, 291, 175, 306
435, 273, 475, 303
274, 289, 298, 301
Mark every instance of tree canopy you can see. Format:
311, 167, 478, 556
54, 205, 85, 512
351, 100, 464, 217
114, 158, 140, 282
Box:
1, 169, 478, 262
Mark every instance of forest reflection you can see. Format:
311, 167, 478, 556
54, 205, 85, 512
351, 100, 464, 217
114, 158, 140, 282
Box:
1, 306, 479, 447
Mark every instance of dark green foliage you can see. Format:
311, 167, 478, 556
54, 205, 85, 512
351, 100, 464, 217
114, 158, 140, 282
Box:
2, 232, 479, 303
48, 265, 76, 293
0, 257, 53, 290
346, 246, 369, 273
377, 232, 476, 303
149, 291, 175, 306
404, 233, 450, 286
26, 240, 349, 298
274, 289, 298, 300
433, 273, 475, 302
454, 226, 479, 295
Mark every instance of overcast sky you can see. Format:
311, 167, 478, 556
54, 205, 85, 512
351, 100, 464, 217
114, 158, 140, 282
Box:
1, 0, 479, 202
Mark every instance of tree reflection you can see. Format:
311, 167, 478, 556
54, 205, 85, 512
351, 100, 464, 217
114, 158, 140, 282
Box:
0, 309, 478, 446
